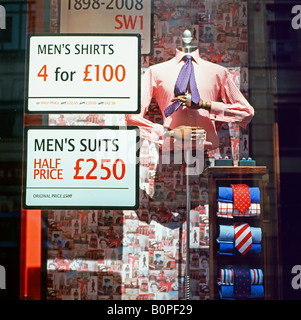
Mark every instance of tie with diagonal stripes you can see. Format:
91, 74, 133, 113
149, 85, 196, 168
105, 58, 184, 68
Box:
234, 223, 253, 255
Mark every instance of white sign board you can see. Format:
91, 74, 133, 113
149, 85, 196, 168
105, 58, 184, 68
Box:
26, 34, 141, 113
23, 127, 139, 209
59, 0, 152, 55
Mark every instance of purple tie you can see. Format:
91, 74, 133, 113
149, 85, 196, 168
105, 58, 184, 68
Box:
164, 55, 200, 117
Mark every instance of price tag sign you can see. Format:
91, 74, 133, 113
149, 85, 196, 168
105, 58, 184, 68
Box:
25, 34, 141, 113
59, 0, 152, 55
23, 126, 139, 209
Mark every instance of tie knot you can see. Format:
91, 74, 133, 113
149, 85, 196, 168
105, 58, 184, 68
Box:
183, 55, 192, 62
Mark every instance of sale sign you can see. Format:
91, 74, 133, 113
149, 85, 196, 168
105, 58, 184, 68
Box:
25, 34, 141, 113
59, 0, 152, 55
23, 126, 139, 209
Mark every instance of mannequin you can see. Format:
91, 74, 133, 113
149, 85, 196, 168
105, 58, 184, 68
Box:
165, 30, 207, 145
125, 30, 254, 151
174, 30, 205, 300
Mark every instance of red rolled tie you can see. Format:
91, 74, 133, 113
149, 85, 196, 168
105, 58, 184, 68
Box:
231, 184, 251, 214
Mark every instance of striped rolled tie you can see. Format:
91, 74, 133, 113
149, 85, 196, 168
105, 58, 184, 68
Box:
220, 268, 263, 285
234, 223, 253, 255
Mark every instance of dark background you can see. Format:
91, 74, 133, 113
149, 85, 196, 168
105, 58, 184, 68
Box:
275, 1, 301, 300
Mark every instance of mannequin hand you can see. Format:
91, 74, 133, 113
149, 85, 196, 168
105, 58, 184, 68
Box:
165, 126, 206, 141
171, 95, 187, 104
171, 94, 203, 109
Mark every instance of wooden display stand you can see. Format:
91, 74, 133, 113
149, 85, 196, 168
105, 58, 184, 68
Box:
204, 166, 267, 300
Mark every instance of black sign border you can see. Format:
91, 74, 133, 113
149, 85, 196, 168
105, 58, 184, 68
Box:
22, 125, 140, 210
24, 33, 141, 114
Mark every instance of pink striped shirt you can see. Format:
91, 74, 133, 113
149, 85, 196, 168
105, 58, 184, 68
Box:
126, 49, 254, 149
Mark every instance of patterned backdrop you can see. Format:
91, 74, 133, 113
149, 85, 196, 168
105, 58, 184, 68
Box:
46, 0, 250, 300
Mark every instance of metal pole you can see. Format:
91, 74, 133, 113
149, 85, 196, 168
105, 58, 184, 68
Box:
186, 148, 191, 300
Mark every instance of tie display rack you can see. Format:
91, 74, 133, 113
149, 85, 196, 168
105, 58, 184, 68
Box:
204, 166, 268, 300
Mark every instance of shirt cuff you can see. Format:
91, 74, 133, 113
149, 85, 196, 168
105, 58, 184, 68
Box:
209, 101, 225, 122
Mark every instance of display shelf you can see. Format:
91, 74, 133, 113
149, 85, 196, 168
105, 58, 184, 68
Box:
204, 166, 267, 300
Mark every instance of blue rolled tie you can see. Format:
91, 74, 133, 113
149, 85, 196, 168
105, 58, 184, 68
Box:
217, 186, 260, 203
218, 225, 262, 244
219, 285, 264, 300
218, 242, 261, 255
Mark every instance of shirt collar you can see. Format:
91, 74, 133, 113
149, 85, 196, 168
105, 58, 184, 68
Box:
175, 48, 200, 65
